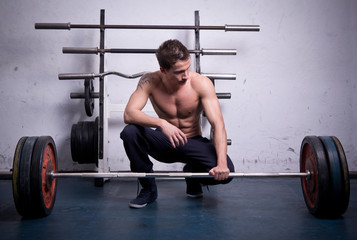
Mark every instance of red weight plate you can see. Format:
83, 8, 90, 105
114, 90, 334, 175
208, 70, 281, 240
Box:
300, 136, 330, 217
30, 136, 58, 217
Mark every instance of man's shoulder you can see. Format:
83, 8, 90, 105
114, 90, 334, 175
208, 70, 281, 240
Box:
138, 71, 161, 90
190, 72, 214, 90
141, 71, 161, 81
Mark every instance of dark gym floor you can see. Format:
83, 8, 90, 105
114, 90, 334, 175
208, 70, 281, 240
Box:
1, 178, 356, 240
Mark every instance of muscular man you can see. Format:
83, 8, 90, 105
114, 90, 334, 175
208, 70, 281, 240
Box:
120, 39, 234, 208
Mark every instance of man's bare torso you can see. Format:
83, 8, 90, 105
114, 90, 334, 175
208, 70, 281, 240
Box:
147, 71, 203, 137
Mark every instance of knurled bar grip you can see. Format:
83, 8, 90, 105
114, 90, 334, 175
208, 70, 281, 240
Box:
35, 23, 260, 31
62, 47, 237, 55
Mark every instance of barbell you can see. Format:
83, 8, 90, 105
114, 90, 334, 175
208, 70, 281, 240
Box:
61, 71, 235, 117
9, 135, 353, 218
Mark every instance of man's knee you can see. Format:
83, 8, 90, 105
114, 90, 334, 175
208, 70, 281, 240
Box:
120, 124, 141, 141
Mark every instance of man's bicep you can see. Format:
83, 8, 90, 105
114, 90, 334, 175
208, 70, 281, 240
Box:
126, 88, 149, 111
202, 96, 224, 127
200, 81, 225, 128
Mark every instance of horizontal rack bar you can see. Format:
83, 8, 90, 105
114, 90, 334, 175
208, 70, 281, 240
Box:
62, 47, 237, 55
70, 92, 99, 99
35, 23, 260, 32
50, 171, 310, 179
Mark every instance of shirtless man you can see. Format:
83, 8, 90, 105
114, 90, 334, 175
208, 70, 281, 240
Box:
120, 39, 235, 208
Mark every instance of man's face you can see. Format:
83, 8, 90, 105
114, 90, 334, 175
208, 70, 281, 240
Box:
162, 58, 191, 85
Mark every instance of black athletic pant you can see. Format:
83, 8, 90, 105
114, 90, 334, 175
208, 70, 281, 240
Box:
120, 124, 235, 185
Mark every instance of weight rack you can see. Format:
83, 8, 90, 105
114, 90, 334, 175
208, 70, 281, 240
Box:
35, 9, 260, 181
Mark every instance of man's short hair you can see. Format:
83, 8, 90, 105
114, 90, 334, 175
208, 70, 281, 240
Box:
156, 39, 190, 70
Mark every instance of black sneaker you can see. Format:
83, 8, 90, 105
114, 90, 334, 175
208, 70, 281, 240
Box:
129, 188, 157, 208
129, 177, 157, 208
186, 178, 203, 198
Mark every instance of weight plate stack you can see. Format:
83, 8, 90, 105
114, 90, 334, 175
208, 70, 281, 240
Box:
71, 117, 98, 165
300, 135, 350, 218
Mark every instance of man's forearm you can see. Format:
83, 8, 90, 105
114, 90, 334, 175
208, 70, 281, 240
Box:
212, 125, 228, 167
124, 109, 163, 129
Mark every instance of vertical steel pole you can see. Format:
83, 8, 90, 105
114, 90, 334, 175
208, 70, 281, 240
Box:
194, 11, 201, 74
99, 9, 105, 159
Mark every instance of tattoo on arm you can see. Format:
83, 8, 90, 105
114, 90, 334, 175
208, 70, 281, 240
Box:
138, 73, 152, 90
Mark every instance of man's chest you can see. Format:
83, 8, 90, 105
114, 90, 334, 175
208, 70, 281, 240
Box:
150, 88, 201, 118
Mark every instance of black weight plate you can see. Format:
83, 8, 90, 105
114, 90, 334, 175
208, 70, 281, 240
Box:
72, 121, 86, 164
30, 136, 58, 217
300, 136, 330, 217
77, 121, 85, 163
93, 117, 99, 166
70, 123, 78, 162
17, 137, 39, 217
82, 122, 91, 164
89, 120, 99, 164
319, 136, 343, 217
86, 121, 95, 163
71, 120, 98, 165
85, 79, 94, 117
12, 136, 28, 217
331, 136, 350, 215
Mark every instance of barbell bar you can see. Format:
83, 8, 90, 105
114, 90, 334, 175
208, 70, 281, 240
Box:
50, 171, 310, 179
62, 47, 237, 55
35, 23, 260, 32
58, 71, 236, 81
10, 135, 353, 218
0, 170, 311, 179
69, 92, 231, 100
59, 71, 149, 80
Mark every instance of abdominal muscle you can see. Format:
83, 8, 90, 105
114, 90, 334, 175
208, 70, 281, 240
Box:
149, 90, 203, 138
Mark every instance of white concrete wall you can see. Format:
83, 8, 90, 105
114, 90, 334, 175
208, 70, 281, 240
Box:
0, 0, 356, 173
